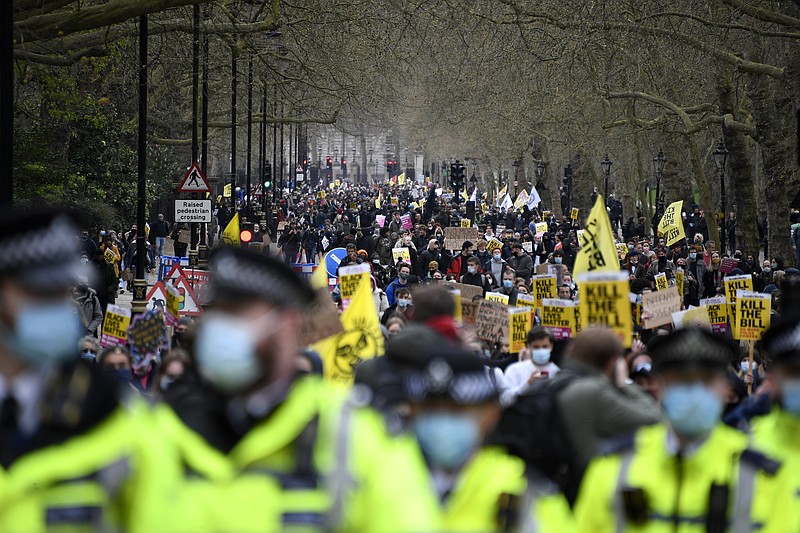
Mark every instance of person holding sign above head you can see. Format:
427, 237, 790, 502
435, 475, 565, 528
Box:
575, 328, 784, 533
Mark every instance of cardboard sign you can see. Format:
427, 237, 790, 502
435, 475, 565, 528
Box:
532, 275, 557, 306
735, 291, 771, 341
475, 300, 510, 344
535, 222, 548, 237
392, 247, 411, 263
515, 293, 537, 309
100, 304, 131, 348
451, 282, 484, 302
485, 292, 510, 305
127, 309, 166, 360
461, 300, 481, 325
541, 298, 577, 340
400, 214, 413, 230
444, 227, 479, 251
338, 263, 371, 301
485, 238, 504, 253
509, 307, 533, 353
570, 208, 579, 220
720, 257, 739, 274
642, 286, 682, 329
701, 297, 729, 335
724, 275, 753, 338
577, 271, 632, 347
654, 272, 669, 291
460, 219, 472, 228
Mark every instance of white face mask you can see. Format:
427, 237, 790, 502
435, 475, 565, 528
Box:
531, 348, 551, 366
195, 310, 282, 394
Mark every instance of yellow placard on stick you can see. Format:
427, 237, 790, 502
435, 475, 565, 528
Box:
541, 298, 577, 340
532, 275, 557, 307
700, 296, 729, 335
570, 207, 579, 220
724, 275, 753, 339
734, 291, 771, 341
654, 272, 669, 291
338, 263, 371, 304
392, 247, 411, 264
509, 307, 533, 354
100, 304, 132, 348
515, 293, 537, 309
577, 271, 632, 347
485, 292, 510, 305
460, 219, 472, 228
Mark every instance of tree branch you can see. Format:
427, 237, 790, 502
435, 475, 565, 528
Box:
720, 0, 800, 30
13, 46, 108, 65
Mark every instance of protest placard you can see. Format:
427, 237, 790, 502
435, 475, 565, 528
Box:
100, 304, 132, 348
460, 219, 472, 228
675, 268, 685, 300
734, 291, 771, 341
444, 227, 479, 251
391, 197, 399, 207
577, 271, 632, 347
127, 309, 166, 360
657, 201, 685, 246
103, 247, 116, 264
701, 296, 729, 335
642, 286, 681, 329
485, 292, 510, 305
616, 243, 629, 260
720, 257, 739, 274
522, 241, 533, 253
400, 214, 413, 230
570, 208, 579, 220
724, 275, 753, 338
486, 238, 504, 252
450, 282, 484, 302
672, 306, 711, 329
515, 293, 537, 309
509, 307, 533, 353
164, 282, 181, 326
541, 298, 577, 340
532, 275, 557, 306
450, 289, 462, 321
338, 263, 371, 304
475, 300, 510, 344
461, 300, 481, 325
375, 214, 386, 228
535, 222, 548, 237
535, 264, 567, 287
654, 272, 669, 291
392, 247, 411, 263
542, 211, 552, 219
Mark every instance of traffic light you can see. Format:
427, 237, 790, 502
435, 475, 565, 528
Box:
326, 157, 333, 180
264, 162, 272, 189
341, 159, 347, 176
387, 161, 393, 175
239, 221, 254, 247
449, 160, 466, 192
302, 159, 308, 172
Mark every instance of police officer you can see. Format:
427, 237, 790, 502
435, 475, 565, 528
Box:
575, 327, 783, 532
0, 208, 214, 532
169, 246, 438, 532
388, 332, 574, 532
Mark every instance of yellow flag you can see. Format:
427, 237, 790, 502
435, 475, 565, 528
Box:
311, 251, 332, 291
375, 192, 382, 209
658, 200, 685, 246
460, 189, 469, 202
144, 222, 150, 238
223, 183, 232, 197
572, 196, 619, 277
221, 212, 240, 246
498, 184, 508, 199
313, 275, 384, 386
398, 173, 406, 185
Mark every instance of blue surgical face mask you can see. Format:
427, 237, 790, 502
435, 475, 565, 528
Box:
412, 411, 480, 470
81, 350, 97, 361
502, 279, 514, 289
739, 361, 752, 373
467, 266, 477, 274
195, 312, 277, 395
661, 383, 723, 439
689, 253, 697, 260
554, 257, 563, 264
780, 379, 800, 416
6, 300, 82, 366
397, 298, 412, 308
493, 254, 502, 262
531, 348, 551, 366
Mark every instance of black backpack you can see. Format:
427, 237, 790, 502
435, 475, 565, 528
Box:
487, 371, 583, 505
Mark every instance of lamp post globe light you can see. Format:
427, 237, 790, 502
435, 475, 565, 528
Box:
601, 154, 613, 201
713, 139, 729, 253
512, 160, 520, 196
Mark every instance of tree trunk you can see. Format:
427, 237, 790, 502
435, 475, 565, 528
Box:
684, 135, 720, 245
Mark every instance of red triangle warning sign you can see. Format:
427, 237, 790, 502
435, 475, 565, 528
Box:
145, 282, 169, 313
178, 162, 211, 193
173, 275, 204, 316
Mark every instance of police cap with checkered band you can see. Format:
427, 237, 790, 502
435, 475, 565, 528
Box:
762, 279, 800, 367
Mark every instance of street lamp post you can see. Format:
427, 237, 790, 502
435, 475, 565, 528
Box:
601, 154, 613, 201
652, 149, 666, 237
713, 139, 729, 253
512, 160, 520, 197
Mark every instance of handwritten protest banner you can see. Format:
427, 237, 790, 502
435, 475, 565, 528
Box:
127, 309, 166, 360
701, 296, 729, 335
724, 275, 753, 338
577, 271, 632, 347
461, 300, 481, 325
532, 275, 557, 307
451, 282, 484, 302
642, 286, 681, 329
735, 291, 771, 341
100, 304, 132, 348
444, 227, 479, 251
509, 307, 533, 353
485, 292, 510, 305
475, 300, 510, 344
541, 298, 577, 340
